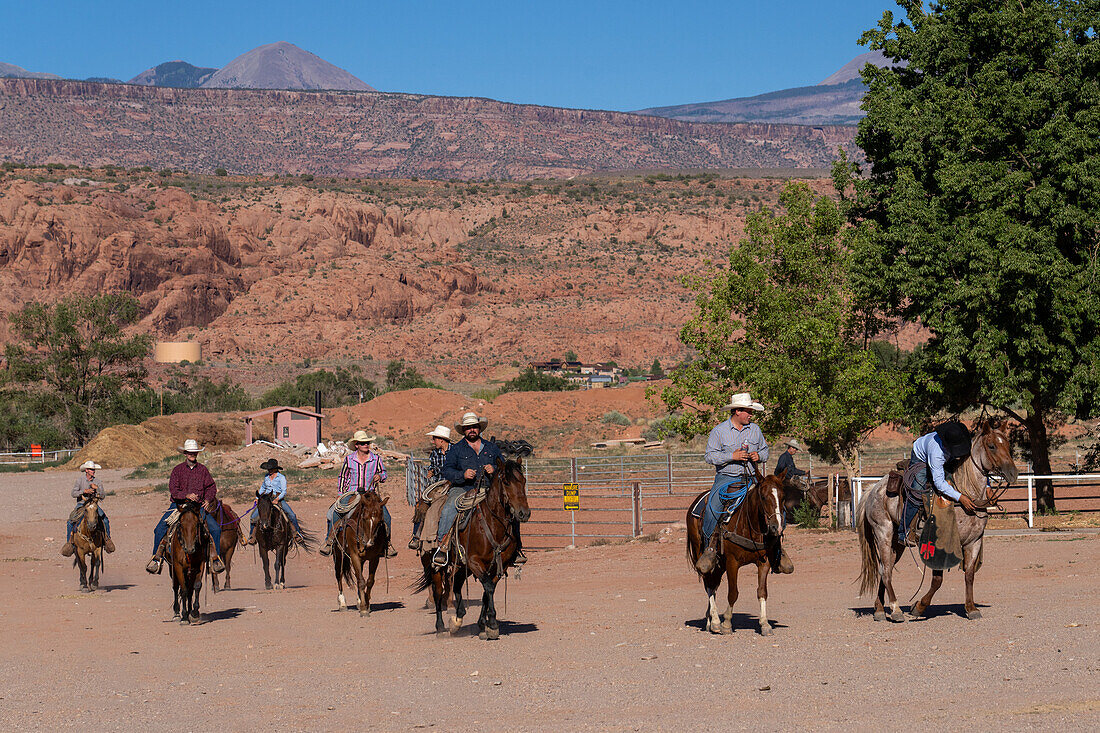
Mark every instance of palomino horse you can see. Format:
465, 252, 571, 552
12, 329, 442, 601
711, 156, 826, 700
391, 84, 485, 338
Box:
255, 492, 315, 590
414, 458, 531, 640
207, 499, 240, 593
686, 469, 792, 636
71, 497, 106, 592
856, 420, 1018, 621
170, 501, 208, 624
332, 491, 388, 617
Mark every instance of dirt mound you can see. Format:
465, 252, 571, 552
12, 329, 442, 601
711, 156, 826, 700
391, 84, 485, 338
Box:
205, 442, 303, 475
65, 413, 246, 469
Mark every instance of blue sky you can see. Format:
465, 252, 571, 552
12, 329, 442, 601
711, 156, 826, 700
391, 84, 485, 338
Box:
2, 1, 904, 110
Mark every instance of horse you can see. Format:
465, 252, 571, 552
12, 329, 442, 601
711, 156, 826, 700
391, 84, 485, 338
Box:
207, 499, 241, 593
686, 468, 791, 636
332, 490, 388, 617
413, 458, 531, 640
255, 491, 315, 590
170, 501, 208, 624
856, 420, 1018, 622
71, 497, 106, 592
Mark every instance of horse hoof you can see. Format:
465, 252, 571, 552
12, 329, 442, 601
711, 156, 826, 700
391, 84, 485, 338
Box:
890, 610, 907, 623
180, 618, 190, 626
873, 611, 886, 622
359, 609, 371, 618
479, 629, 488, 640
80, 586, 91, 594
967, 609, 982, 621
486, 627, 500, 641
449, 615, 461, 635
908, 605, 925, 620
265, 583, 273, 591
719, 622, 732, 635
759, 624, 772, 637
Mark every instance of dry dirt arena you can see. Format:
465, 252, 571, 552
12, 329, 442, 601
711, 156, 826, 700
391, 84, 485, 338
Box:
1, 470, 1097, 731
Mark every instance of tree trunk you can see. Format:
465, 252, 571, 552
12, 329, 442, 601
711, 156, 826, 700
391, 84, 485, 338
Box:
839, 456, 858, 530
1025, 400, 1055, 513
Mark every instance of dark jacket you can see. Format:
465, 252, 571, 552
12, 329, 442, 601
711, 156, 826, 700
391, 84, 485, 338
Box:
442, 438, 503, 490
775, 450, 806, 478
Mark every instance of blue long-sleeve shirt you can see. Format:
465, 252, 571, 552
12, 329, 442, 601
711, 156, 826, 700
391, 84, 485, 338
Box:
442, 438, 503, 490
912, 432, 961, 501
259, 473, 287, 501
705, 420, 769, 478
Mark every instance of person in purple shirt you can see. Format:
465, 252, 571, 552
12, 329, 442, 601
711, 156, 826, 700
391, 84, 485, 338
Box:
145, 439, 226, 575
899, 422, 977, 545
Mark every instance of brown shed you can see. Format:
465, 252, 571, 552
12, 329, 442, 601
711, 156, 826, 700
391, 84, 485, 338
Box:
243, 406, 323, 447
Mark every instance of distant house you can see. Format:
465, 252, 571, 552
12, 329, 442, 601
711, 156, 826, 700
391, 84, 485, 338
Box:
588, 374, 614, 388
531, 359, 624, 385
243, 406, 323, 447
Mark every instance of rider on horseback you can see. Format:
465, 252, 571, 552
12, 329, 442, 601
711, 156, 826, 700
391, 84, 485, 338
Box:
145, 440, 226, 575
246, 459, 306, 545
319, 431, 398, 558
410, 425, 452, 550
898, 421, 978, 546
61, 460, 115, 557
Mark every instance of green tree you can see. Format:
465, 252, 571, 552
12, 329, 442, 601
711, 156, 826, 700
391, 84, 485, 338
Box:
649, 358, 666, 379
849, 0, 1100, 510
4, 294, 152, 443
384, 360, 439, 392
501, 367, 578, 393
260, 367, 376, 408
655, 182, 905, 484
562, 350, 579, 362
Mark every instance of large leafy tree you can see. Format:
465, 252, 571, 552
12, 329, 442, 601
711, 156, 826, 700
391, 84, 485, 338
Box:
4, 294, 152, 444
849, 0, 1100, 510
656, 182, 905, 485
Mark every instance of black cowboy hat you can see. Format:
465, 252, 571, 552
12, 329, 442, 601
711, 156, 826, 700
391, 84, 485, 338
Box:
260, 458, 283, 473
934, 421, 972, 460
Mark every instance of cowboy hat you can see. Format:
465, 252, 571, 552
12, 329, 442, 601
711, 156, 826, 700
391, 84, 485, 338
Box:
724, 392, 765, 412
454, 412, 488, 432
347, 430, 377, 448
934, 421, 972, 460
785, 439, 802, 450
260, 458, 283, 473
426, 425, 452, 441
78, 460, 102, 471
178, 439, 205, 454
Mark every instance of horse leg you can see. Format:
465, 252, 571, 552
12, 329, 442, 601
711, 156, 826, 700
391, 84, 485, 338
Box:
756, 561, 771, 636
261, 545, 273, 591
172, 572, 182, 621
431, 570, 448, 633
910, 571, 944, 618
361, 557, 378, 618
276, 542, 287, 590
703, 581, 722, 634
449, 568, 466, 635
880, 543, 906, 622
720, 561, 740, 634
479, 576, 500, 641
89, 547, 100, 591
76, 549, 89, 591
190, 573, 201, 623
354, 553, 368, 615
222, 541, 234, 590
963, 538, 983, 620
335, 553, 347, 610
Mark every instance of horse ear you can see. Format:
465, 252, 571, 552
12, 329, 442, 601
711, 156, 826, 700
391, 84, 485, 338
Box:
380, 496, 389, 506
774, 466, 787, 480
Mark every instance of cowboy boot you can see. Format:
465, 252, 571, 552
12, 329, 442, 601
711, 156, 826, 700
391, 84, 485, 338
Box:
773, 543, 794, 574
145, 536, 170, 574
431, 545, 449, 569
209, 549, 226, 574
104, 535, 116, 553
61, 540, 76, 557
695, 530, 721, 574
319, 528, 335, 556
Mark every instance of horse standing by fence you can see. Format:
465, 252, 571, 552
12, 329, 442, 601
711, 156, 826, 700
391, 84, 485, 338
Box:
208, 499, 241, 593
255, 491, 314, 590
686, 468, 793, 636
71, 497, 106, 592
332, 491, 388, 617
856, 420, 1018, 621
170, 501, 208, 624
414, 458, 531, 640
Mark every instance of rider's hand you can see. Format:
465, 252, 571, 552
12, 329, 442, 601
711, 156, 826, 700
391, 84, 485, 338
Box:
748, 452, 760, 462
464, 468, 476, 480
731, 449, 749, 461
186, 493, 199, 501
484, 464, 495, 475
958, 495, 977, 513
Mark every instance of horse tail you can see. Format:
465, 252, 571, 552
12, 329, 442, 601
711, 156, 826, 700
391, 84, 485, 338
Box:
409, 563, 434, 594
296, 523, 318, 553
856, 481, 879, 597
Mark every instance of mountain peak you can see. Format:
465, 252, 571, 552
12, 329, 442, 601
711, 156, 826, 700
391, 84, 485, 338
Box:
201, 42, 375, 92
818, 50, 901, 86
129, 61, 217, 88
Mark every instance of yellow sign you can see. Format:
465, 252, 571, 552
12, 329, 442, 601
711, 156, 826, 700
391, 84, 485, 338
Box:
563, 483, 580, 510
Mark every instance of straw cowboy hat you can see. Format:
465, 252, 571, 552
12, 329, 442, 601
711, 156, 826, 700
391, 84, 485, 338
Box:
724, 392, 765, 412
454, 412, 488, 432
426, 425, 452, 441
78, 460, 102, 471
347, 430, 377, 448
785, 439, 802, 450
178, 439, 205, 454
260, 458, 283, 473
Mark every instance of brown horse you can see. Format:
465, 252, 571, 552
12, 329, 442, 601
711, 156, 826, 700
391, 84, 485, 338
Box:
856, 420, 1018, 622
207, 499, 240, 593
71, 497, 106, 592
332, 491, 388, 617
170, 501, 208, 624
686, 469, 790, 636
255, 492, 315, 590
414, 458, 531, 640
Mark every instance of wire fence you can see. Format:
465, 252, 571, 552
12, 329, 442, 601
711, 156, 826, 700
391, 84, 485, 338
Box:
0, 448, 79, 465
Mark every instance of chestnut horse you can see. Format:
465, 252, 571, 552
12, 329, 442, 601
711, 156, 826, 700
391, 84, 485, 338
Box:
686, 469, 791, 636
71, 497, 106, 592
170, 501, 208, 624
207, 499, 240, 593
856, 420, 1018, 621
332, 491, 388, 617
255, 491, 315, 590
414, 458, 531, 640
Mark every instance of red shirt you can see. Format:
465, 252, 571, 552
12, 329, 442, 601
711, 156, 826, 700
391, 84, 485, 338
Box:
168, 461, 217, 503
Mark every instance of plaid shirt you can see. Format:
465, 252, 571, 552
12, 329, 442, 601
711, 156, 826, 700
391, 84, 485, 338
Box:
426, 447, 447, 483
337, 451, 386, 496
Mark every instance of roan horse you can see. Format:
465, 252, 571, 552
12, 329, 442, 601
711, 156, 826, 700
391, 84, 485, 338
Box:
207, 499, 240, 593
686, 469, 797, 636
71, 497, 106, 592
170, 501, 208, 624
856, 420, 1018, 621
332, 490, 388, 617
414, 458, 531, 640
255, 491, 315, 590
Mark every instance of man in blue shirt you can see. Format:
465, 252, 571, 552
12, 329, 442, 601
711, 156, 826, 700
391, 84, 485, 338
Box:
899, 421, 977, 545
246, 459, 305, 545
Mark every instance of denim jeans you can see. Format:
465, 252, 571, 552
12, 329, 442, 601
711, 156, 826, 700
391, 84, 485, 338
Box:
899, 455, 928, 543
152, 506, 221, 554
67, 501, 111, 541
252, 499, 301, 533
328, 503, 391, 535
436, 486, 468, 541
701, 476, 751, 542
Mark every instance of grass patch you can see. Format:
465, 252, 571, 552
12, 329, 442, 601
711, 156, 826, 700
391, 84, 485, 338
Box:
0, 459, 68, 473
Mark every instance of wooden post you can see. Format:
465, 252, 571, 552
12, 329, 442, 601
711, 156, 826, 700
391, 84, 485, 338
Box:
631, 481, 642, 537
826, 473, 835, 528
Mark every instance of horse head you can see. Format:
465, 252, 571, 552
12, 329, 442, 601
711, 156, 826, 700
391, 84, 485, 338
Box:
83, 496, 100, 533
497, 458, 531, 523
777, 469, 809, 515
757, 470, 787, 539
357, 491, 387, 548
177, 501, 203, 555
255, 491, 274, 533
972, 419, 1019, 484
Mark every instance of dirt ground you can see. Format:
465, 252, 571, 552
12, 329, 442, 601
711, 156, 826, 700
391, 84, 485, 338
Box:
1, 470, 1097, 731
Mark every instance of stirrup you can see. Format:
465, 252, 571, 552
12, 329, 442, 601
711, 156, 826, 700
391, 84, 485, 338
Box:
408, 536, 422, 551
431, 547, 448, 569
145, 557, 162, 574
210, 555, 225, 573
695, 546, 718, 574
513, 549, 528, 565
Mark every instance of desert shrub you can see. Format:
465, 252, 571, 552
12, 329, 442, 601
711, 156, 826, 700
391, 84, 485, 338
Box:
601, 410, 631, 426
791, 496, 820, 528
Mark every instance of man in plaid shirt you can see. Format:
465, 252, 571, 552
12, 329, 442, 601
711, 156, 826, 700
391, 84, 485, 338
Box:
409, 425, 452, 549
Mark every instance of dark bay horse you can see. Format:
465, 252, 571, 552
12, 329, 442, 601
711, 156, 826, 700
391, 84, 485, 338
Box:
255, 492, 315, 590
414, 458, 531, 640
332, 491, 388, 617
207, 499, 240, 593
856, 420, 1018, 621
686, 469, 791, 636
71, 497, 105, 592
170, 501, 208, 624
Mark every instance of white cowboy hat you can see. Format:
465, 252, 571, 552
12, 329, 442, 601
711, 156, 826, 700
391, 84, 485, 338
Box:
348, 430, 377, 447
724, 392, 765, 412
454, 412, 488, 432
426, 425, 452, 441
785, 439, 802, 450
79, 460, 102, 471
178, 439, 205, 454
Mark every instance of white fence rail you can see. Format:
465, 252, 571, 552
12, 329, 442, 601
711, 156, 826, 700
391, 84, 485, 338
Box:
0, 449, 79, 465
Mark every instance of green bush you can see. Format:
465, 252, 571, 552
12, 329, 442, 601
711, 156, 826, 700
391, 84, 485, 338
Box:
500, 367, 577, 393
601, 410, 631, 426
790, 496, 820, 528
214, 168, 228, 177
